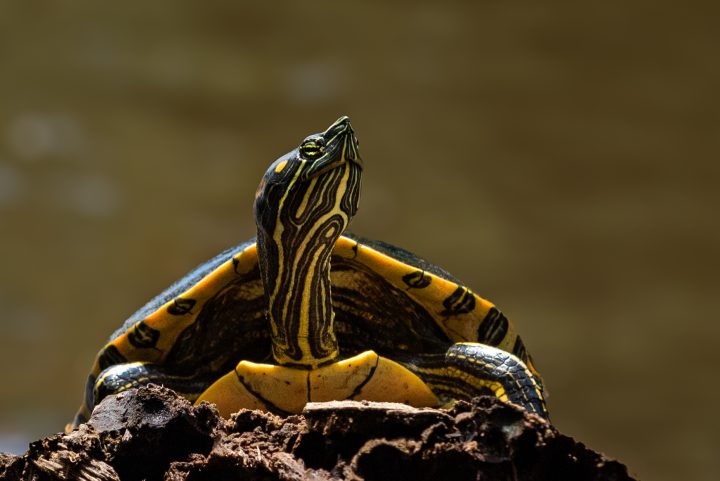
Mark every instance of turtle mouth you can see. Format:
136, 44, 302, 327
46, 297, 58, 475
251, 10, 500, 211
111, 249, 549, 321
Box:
301, 117, 362, 181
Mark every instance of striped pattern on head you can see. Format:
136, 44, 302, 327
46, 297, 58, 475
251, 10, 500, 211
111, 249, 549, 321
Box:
254, 117, 362, 368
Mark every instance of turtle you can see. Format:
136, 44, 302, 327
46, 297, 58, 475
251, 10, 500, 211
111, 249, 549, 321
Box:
69, 116, 548, 430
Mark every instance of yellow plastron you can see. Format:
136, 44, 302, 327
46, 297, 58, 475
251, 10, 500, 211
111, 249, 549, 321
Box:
196, 350, 439, 417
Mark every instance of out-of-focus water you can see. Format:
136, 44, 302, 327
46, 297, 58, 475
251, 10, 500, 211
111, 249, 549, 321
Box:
1, 2, 718, 479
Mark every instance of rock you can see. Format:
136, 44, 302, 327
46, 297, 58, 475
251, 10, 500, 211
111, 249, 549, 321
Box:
86, 384, 219, 481
0, 386, 635, 481
0, 453, 24, 480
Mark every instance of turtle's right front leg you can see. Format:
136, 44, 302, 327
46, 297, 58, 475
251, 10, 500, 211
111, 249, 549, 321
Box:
71, 362, 215, 428
95, 362, 216, 403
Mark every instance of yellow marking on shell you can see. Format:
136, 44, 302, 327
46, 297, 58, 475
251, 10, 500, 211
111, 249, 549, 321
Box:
331, 237, 489, 341
275, 159, 288, 173
330, 235, 540, 379
231, 244, 260, 274
88, 244, 260, 379
196, 351, 438, 418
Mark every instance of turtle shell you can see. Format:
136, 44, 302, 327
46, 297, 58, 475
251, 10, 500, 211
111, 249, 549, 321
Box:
81, 233, 538, 417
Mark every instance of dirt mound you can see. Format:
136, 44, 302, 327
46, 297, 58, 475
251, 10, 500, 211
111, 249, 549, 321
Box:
1, 385, 634, 481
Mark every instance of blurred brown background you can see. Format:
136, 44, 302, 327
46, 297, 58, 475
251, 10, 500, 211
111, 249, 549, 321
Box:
1, 1, 718, 479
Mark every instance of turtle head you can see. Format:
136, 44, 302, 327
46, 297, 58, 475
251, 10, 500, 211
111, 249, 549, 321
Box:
254, 116, 362, 367
254, 116, 362, 242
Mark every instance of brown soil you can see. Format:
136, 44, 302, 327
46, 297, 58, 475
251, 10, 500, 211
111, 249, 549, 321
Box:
0, 385, 635, 481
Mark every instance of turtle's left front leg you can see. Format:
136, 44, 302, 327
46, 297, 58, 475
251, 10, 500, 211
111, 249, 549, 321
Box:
437, 342, 549, 419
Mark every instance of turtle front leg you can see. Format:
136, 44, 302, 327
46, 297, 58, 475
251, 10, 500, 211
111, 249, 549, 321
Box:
70, 362, 216, 428
96, 361, 217, 401
440, 342, 549, 419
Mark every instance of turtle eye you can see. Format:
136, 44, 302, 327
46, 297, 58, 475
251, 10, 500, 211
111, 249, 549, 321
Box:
300, 140, 323, 160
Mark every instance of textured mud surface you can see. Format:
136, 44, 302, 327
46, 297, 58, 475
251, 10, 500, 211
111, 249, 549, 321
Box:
0, 385, 635, 481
